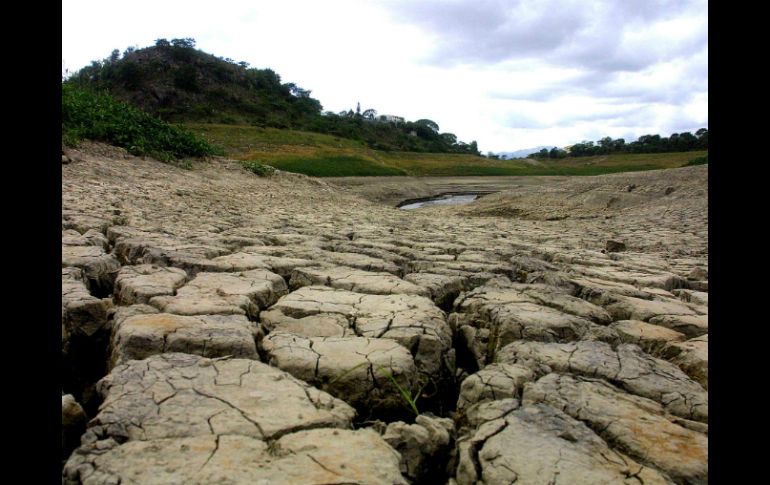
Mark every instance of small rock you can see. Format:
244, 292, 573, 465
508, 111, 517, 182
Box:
383, 414, 455, 482
62, 394, 87, 461
62, 155, 72, 164
688, 267, 708, 280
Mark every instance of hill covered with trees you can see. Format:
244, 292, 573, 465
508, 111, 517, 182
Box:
66, 38, 480, 155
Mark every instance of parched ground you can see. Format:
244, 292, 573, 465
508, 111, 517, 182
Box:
61, 142, 707, 484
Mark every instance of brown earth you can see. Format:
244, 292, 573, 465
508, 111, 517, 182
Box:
62, 141, 707, 484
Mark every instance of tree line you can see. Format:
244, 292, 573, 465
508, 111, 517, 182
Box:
529, 129, 708, 159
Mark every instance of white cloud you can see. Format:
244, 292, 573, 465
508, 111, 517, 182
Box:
62, 0, 707, 152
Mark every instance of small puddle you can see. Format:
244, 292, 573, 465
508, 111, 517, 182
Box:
398, 193, 481, 210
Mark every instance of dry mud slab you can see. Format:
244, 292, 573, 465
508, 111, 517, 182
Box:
62, 142, 707, 483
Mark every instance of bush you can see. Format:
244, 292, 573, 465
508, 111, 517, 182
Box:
241, 160, 276, 176
62, 83, 216, 161
684, 154, 708, 166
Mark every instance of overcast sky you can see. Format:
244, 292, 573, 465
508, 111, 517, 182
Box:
62, 0, 707, 153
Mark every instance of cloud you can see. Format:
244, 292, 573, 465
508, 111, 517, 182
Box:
384, 0, 707, 73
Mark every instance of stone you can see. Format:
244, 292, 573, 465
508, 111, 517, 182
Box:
62, 229, 109, 250
452, 282, 617, 366
456, 363, 537, 411
663, 334, 708, 389
673, 288, 709, 306
648, 314, 708, 338
603, 294, 697, 321
62, 268, 109, 339
109, 312, 260, 368
208, 251, 320, 278
261, 333, 418, 417
290, 265, 429, 296
265, 286, 452, 379
80, 353, 356, 445
524, 373, 708, 484
64, 429, 407, 485
609, 319, 686, 356
383, 414, 455, 483
149, 269, 287, 318
497, 340, 708, 422
259, 309, 355, 337
403, 272, 467, 308
113, 264, 188, 305
62, 394, 87, 461
455, 403, 670, 485
688, 267, 708, 281
62, 244, 121, 295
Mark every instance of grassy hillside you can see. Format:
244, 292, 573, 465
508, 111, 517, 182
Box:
188, 123, 707, 177
67, 40, 479, 154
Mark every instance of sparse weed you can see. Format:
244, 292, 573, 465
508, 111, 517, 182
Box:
327, 362, 430, 416
241, 160, 276, 176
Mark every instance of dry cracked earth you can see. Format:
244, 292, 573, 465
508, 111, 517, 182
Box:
61, 142, 708, 484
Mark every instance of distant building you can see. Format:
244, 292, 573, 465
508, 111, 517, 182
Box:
378, 114, 405, 124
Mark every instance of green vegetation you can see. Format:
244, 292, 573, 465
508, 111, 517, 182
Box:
528, 129, 708, 160
328, 362, 430, 416
65, 38, 709, 176
684, 154, 708, 166
263, 156, 406, 177
67, 39, 480, 154
62, 84, 217, 162
188, 123, 708, 177
241, 160, 276, 176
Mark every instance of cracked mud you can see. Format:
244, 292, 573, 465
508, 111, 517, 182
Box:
62, 142, 707, 484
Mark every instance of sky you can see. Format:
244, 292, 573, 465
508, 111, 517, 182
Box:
62, 0, 707, 153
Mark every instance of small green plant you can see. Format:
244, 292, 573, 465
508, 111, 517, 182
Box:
375, 365, 429, 416
327, 362, 430, 416
241, 160, 276, 176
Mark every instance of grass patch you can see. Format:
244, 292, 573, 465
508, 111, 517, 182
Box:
62, 84, 218, 162
266, 155, 407, 177
186, 122, 708, 177
684, 154, 708, 166
241, 160, 276, 176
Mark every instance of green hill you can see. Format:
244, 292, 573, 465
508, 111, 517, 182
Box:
66, 38, 479, 155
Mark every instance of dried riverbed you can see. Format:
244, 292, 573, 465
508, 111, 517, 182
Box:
62, 142, 708, 484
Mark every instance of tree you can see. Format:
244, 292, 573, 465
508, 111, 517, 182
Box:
549, 147, 567, 158
171, 38, 196, 49
415, 119, 439, 133
696, 128, 708, 149
441, 133, 457, 145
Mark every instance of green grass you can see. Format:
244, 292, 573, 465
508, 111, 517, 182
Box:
62, 84, 218, 162
262, 155, 407, 177
186, 123, 708, 177
241, 160, 276, 176
684, 154, 708, 166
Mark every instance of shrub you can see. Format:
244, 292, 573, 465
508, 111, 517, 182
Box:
684, 154, 708, 166
241, 160, 276, 176
61, 83, 216, 161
